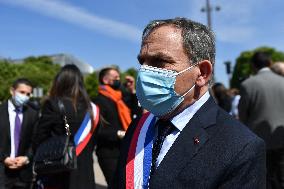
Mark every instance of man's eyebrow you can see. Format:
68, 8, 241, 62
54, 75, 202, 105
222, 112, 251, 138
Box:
137, 52, 175, 63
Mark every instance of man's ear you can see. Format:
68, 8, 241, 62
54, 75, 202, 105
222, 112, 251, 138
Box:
195, 60, 212, 87
10, 87, 15, 96
102, 76, 109, 85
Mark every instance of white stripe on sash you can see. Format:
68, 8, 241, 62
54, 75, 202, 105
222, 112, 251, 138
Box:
134, 114, 155, 188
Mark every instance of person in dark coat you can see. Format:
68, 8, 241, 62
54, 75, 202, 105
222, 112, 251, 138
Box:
211, 82, 232, 113
113, 18, 266, 189
33, 64, 100, 189
93, 67, 142, 187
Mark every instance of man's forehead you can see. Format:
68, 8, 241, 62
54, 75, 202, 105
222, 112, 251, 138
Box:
140, 25, 184, 58
142, 25, 182, 44
107, 69, 119, 77
14, 83, 32, 90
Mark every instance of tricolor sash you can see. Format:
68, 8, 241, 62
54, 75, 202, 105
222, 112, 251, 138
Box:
74, 103, 99, 156
126, 112, 157, 189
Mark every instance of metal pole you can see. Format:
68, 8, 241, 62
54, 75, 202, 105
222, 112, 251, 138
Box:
224, 61, 232, 87
201, 0, 220, 84
206, 0, 212, 29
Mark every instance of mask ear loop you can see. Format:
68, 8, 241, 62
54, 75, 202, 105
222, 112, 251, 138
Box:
177, 62, 199, 97
174, 62, 199, 76
181, 84, 195, 98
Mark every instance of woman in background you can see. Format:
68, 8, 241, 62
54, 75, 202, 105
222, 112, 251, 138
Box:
33, 64, 99, 189
211, 82, 232, 113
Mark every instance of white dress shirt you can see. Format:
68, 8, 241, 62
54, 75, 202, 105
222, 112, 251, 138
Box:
8, 100, 23, 158
155, 91, 210, 167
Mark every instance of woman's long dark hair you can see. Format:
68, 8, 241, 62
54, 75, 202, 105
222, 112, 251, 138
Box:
49, 64, 92, 116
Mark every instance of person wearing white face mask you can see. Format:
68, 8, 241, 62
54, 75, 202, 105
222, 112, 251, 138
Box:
0, 78, 39, 189
113, 18, 266, 189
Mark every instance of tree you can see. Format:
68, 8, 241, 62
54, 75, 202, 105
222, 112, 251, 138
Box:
21, 57, 60, 95
0, 57, 137, 102
120, 67, 138, 83
85, 71, 99, 100
231, 46, 284, 89
0, 60, 19, 101
0, 56, 60, 101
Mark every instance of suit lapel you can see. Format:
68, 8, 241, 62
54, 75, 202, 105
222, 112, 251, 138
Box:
2, 102, 11, 139
150, 97, 218, 184
0, 102, 12, 155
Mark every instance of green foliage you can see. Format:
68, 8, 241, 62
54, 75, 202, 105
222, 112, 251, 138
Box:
0, 56, 60, 101
24, 56, 53, 65
121, 67, 138, 82
231, 46, 284, 88
0, 61, 18, 101
85, 71, 99, 100
0, 55, 137, 102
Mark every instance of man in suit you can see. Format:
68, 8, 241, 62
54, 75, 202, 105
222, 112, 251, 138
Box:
0, 78, 38, 189
239, 52, 284, 188
113, 18, 266, 189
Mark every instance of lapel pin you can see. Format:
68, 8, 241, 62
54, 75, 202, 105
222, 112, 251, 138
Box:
194, 137, 200, 144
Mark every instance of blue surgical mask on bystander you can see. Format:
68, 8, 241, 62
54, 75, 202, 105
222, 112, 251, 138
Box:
13, 92, 30, 107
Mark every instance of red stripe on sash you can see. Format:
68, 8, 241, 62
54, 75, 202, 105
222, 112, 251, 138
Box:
76, 105, 100, 156
126, 112, 150, 189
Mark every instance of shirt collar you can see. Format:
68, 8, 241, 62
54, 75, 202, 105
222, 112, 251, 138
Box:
8, 100, 23, 112
170, 91, 210, 132
8, 100, 15, 111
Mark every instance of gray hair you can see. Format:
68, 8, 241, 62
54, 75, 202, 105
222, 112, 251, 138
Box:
142, 17, 216, 66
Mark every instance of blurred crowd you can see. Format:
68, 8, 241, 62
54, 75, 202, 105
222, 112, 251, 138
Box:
211, 52, 284, 189
0, 65, 144, 189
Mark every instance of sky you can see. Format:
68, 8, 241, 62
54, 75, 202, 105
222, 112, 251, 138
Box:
1, 0, 284, 87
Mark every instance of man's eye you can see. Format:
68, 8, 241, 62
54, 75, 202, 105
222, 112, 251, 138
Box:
20, 91, 31, 96
150, 58, 168, 67
152, 57, 163, 62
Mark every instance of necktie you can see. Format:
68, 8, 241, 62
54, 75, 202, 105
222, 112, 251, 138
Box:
150, 119, 174, 175
14, 108, 22, 156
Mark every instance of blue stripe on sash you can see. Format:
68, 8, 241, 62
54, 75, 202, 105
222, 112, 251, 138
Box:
74, 112, 90, 145
142, 117, 156, 188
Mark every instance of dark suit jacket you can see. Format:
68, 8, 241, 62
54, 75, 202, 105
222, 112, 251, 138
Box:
239, 69, 284, 149
93, 94, 124, 158
114, 96, 266, 189
0, 163, 4, 187
0, 100, 39, 183
33, 98, 97, 189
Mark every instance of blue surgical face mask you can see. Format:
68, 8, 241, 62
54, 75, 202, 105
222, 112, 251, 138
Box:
136, 64, 196, 116
13, 92, 30, 107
